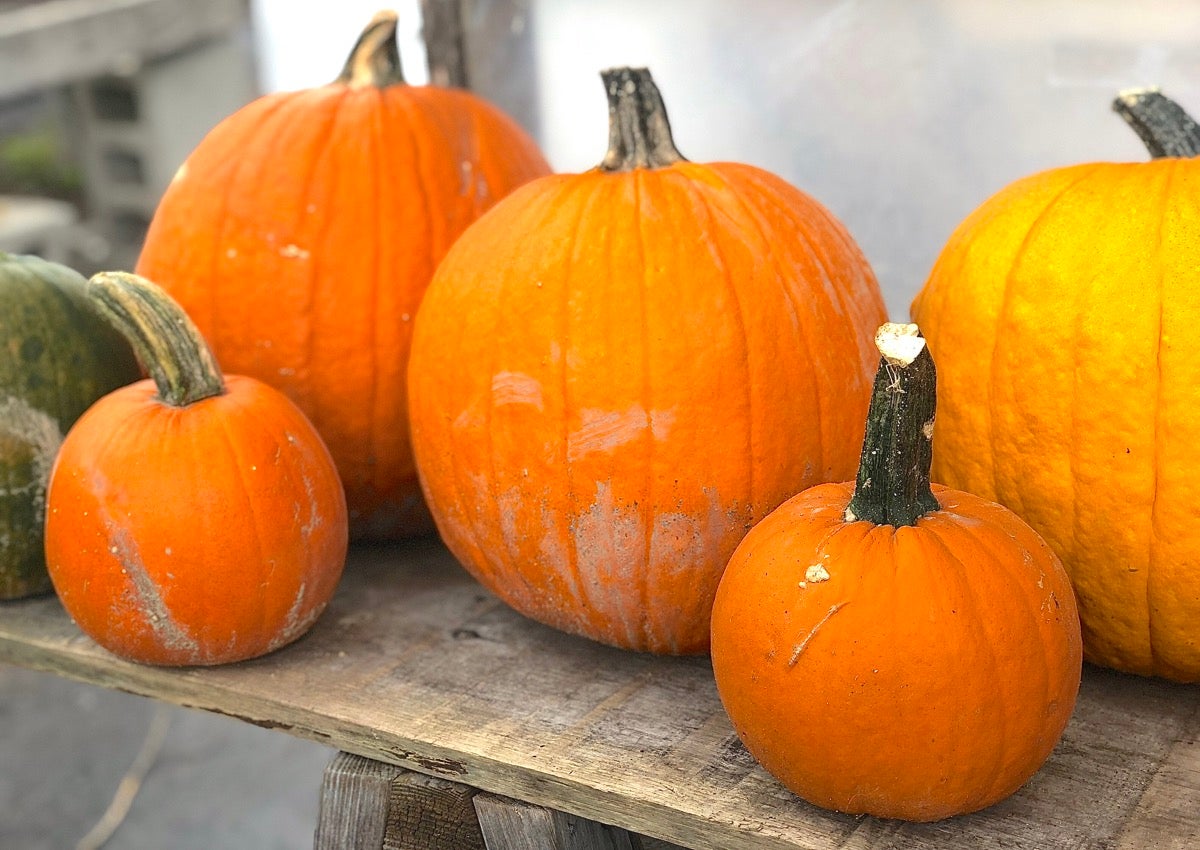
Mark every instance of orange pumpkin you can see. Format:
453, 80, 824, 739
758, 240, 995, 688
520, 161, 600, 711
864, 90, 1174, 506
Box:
408, 67, 887, 654
44, 272, 347, 666
711, 323, 1083, 821
911, 89, 1200, 681
136, 11, 550, 539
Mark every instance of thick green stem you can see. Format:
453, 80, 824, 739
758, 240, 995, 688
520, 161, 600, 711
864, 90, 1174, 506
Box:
335, 10, 405, 88
845, 323, 940, 527
87, 272, 225, 408
599, 67, 686, 172
1112, 88, 1200, 159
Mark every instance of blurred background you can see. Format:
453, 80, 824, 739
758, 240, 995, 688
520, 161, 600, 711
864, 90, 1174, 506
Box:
3, 1, 1199, 316
3, 0, 1200, 847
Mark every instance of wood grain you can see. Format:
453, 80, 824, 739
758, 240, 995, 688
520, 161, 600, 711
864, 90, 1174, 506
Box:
420, 0, 468, 88
475, 793, 642, 850
384, 768, 486, 850
315, 752, 401, 850
1, 539, 1197, 850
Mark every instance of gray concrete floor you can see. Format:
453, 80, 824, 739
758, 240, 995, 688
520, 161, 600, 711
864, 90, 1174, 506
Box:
0, 665, 335, 849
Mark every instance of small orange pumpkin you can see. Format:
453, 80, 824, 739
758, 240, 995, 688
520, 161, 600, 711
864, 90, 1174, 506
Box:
711, 323, 1082, 821
911, 89, 1200, 681
136, 11, 550, 539
44, 272, 347, 666
409, 67, 887, 654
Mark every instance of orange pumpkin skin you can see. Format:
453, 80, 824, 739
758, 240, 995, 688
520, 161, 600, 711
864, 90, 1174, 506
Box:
135, 13, 550, 540
44, 271, 347, 667
45, 375, 347, 666
408, 70, 886, 654
710, 482, 1082, 821
910, 91, 1200, 681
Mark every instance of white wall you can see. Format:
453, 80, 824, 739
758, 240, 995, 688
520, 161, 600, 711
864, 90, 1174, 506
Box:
251, 0, 429, 91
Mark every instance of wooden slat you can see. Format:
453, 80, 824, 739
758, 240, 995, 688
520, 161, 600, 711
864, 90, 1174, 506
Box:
315, 752, 402, 850
384, 769, 486, 850
420, 0, 468, 89
1113, 704, 1200, 850
475, 793, 642, 850
0, 540, 1197, 850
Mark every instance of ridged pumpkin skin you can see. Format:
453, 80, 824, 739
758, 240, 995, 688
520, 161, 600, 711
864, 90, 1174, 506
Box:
408, 69, 886, 654
135, 13, 549, 540
0, 253, 139, 599
711, 483, 1082, 821
911, 92, 1200, 681
45, 273, 348, 666
711, 324, 1083, 821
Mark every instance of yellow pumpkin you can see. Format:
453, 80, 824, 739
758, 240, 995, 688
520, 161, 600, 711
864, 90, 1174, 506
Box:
911, 89, 1200, 681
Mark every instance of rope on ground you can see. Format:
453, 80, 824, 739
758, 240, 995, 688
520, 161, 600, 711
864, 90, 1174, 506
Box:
76, 703, 173, 850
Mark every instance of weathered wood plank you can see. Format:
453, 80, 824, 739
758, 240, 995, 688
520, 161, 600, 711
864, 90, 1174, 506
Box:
420, 0, 468, 88
0, 540, 1196, 850
1113, 697, 1200, 850
384, 769, 486, 850
475, 793, 642, 850
452, 0, 543, 141
315, 752, 402, 850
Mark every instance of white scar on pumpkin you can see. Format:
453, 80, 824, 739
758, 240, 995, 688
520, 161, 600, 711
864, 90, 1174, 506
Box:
491, 372, 544, 409
788, 601, 849, 667
805, 564, 831, 583
0, 397, 62, 502
568, 406, 674, 462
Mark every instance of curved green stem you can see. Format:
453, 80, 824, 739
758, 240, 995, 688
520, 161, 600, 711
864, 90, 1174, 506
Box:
335, 9, 405, 88
845, 323, 940, 527
599, 67, 686, 172
87, 272, 225, 408
1112, 88, 1200, 159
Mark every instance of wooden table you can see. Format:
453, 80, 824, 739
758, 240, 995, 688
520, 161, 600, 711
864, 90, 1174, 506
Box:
1, 539, 1197, 849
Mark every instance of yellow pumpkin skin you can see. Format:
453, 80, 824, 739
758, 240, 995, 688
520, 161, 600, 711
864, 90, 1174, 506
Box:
912, 157, 1200, 681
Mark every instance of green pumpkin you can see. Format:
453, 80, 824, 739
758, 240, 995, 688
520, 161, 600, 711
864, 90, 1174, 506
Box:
1, 253, 140, 598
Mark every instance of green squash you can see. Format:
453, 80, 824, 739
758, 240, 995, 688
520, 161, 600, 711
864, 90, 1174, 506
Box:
1, 253, 140, 598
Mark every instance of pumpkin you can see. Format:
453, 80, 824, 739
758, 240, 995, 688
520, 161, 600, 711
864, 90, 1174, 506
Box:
0, 253, 140, 599
911, 89, 1200, 681
408, 67, 887, 654
710, 323, 1083, 822
44, 272, 347, 666
135, 10, 550, 540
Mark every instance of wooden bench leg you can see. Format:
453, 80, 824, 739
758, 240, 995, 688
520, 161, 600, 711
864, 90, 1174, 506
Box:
314, 751, 485, 850
473, 793, 643, 850
314, 751, 685, 850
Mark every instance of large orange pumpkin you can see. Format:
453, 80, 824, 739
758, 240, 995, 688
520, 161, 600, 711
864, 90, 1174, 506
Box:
136, 11, 550, 539
911, 89, 1200, 681
711, 323, 1082, 821
45, 273, 347, 666
408, 67, 887, 654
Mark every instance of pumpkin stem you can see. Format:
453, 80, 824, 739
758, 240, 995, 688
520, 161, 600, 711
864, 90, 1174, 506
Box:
845, 323, 940, 527
599, 67, 686, 172
336, 10, 405, 88
87, 272, 226, 408
1112, 88, 1200, 158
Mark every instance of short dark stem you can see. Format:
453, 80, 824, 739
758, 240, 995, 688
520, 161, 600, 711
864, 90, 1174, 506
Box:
599, 67, 686, 172
845, 323, 940, 527
335, 10, 405, 88
88, 272, 225, 408
1112, 88, 1200, 159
